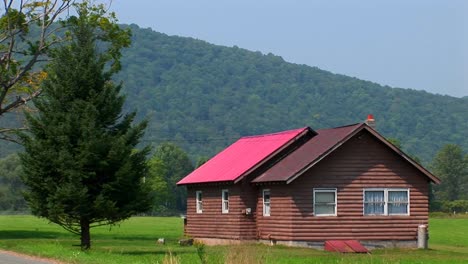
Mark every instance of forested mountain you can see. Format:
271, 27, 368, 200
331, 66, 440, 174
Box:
1, 24, 467, 164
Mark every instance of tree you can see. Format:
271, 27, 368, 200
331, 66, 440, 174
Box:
19, 1, 150, 250
386, 138, 401, 148
0, 153, 27, 211
1, 0, 74, 142
431, 144, 468, 201
195, 156, 209, 168
147, 142, 193, 213
146, 158, 171, 215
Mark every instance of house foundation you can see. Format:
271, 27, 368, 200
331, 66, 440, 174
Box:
194, 238, 418, 250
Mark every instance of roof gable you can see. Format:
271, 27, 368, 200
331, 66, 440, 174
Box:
177, 127, 311, 185
362, 125, 440, 184
252, 124, 440, 184
252, 123, 363, 183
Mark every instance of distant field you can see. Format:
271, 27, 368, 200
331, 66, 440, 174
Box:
0, 215, 467, 263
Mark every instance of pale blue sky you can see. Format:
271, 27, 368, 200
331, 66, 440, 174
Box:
107, 0, 468, 98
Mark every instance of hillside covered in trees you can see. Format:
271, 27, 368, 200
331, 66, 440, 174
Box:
1, 24, 467, 164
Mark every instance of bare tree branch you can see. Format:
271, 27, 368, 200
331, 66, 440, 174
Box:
0, 127, 27, 143
0, 0, 74, 120
2, 89, 41, 113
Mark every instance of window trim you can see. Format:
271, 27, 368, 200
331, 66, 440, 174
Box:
196, 190, 203, 214
221, 189, 229, 213
263, 189, 271, 217
313, 188, 337, 216
363, 188, 410, 216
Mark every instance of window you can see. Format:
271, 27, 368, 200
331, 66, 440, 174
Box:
363, 190, 384, 215
388, 190, 409, 215
364, 188, 409, 216
222, 189, 229, 213
313, 188, 337, 216
196, 191, 203, 213
263, 189, 271, 216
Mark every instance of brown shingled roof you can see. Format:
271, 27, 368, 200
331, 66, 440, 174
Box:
252, 123, 440, 184
252, 123, 362, 183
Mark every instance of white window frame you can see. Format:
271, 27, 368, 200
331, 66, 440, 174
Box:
196, 191, 203, 214
222, 189, 229, 213
363, 188, 410, 216
313, 188, 337, 216
263, 189, 271, 216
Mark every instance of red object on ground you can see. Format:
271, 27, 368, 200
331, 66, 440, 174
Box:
324, 240, 369, 253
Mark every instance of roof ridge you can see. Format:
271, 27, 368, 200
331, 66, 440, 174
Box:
177, 126, 311, 185
316, 123, 362, 131
241, 127, 309, 139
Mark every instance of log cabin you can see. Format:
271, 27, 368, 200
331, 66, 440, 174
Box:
177, 116, 440, 249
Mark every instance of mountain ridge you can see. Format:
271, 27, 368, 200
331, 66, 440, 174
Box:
1, 24, 466, 164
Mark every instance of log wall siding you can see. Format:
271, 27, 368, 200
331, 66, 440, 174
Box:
257, 131, 430, 242
238, 179, 258, 239
256, 185, 293, 240
186, 184, 258, 240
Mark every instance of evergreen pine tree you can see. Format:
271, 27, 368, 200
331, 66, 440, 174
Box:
19, 2, 151, 250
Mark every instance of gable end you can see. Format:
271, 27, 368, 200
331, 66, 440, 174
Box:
286, 125, 440, 184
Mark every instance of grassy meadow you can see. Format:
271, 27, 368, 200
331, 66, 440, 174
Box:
0, 215, 467, 264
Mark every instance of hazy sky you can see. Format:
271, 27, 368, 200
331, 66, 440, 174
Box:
107, 0, 467, 98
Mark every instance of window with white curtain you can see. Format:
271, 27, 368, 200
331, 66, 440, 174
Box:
388, 190, 409, 215
313, 188, 337, 216
196, 191, 203, 213
222, 189, 229, 213
263, 189, 271, 216
364, 190, 385, 215
364, 188, 409, 216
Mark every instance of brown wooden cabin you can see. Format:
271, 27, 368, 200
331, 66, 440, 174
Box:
177, 119, 440, 249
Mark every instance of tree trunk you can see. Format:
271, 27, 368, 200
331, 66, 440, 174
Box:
80, 218, 91, 250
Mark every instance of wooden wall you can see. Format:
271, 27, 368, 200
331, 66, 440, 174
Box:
238, 178, 258, 239
257, 130, 430, 242
186, 183, 258, 240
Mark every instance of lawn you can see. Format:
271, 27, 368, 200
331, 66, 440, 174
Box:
0, 215, 467, 263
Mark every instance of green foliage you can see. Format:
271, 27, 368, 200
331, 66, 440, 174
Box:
0, 154, 27, 211
147, 158, 171, 214
19, 2, 149, 250
387, 137, 402, 148
0, 8, 28, 33
441, 200, 468, 214
1, 24, 467, 164
431, 144, 468, 201
70, 1, 131, 75
116, 25, 467, 164
1, 0, 73, 141
196, 156, 210, 168
195, 241, 208, 264
147, 142, 194, 214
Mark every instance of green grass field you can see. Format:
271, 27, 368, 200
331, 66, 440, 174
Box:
0, 215, 467, 264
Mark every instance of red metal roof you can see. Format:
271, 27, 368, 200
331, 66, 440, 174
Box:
177, 127, 310, 185
252, 123, 363, 183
